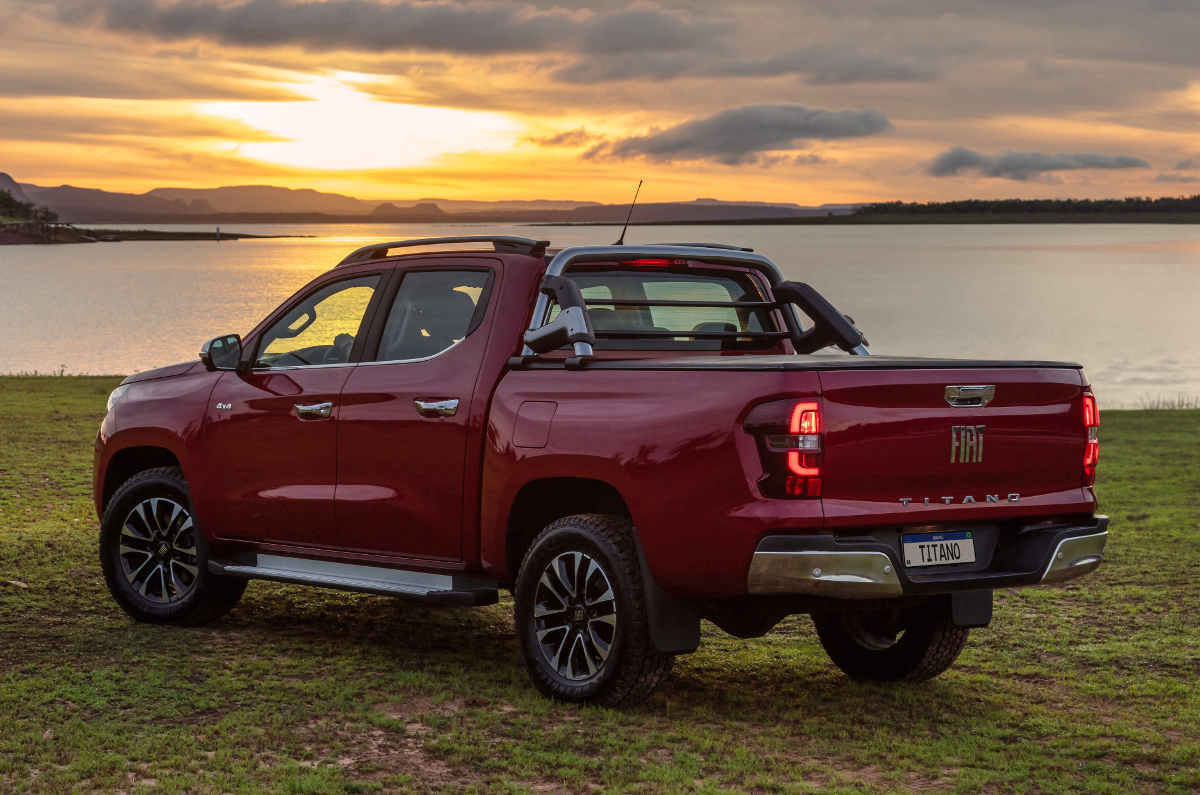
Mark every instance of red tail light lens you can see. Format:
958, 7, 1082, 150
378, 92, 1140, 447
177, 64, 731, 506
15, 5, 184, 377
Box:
787, 402, 821, 477
745, 399, 823, 498
1082, 392, 1099, 486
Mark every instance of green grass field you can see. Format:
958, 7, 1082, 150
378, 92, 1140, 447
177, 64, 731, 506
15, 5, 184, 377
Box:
0, 376, 1196, 793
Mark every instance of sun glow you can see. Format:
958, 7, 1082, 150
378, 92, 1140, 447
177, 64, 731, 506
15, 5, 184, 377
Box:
197, 75, 522, 171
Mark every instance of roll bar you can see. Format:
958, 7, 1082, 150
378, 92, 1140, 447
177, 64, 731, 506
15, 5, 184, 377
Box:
519, 245, 870, 366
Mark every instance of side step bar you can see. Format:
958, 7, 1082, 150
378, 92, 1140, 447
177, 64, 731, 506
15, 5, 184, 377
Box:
209, 554, 499, 606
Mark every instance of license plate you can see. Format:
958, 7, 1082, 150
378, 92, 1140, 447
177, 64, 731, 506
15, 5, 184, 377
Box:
902, 530, 976, 567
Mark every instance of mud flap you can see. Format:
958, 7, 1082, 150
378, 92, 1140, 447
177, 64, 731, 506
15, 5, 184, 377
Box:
951, 589, 993, 628
632, 533, 701, 654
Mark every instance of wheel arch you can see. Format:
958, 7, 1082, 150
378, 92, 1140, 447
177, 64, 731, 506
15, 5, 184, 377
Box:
504, 477, 700, 655
504, 477, 631, 584
101, 445, 182, 511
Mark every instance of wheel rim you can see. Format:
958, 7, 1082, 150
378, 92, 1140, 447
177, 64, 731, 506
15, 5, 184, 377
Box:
117, 497, 201, 604
532, 551, 618, 682
843, 610, 904, 651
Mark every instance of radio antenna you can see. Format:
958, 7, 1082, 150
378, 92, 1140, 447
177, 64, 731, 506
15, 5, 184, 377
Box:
613, 179, 643, 245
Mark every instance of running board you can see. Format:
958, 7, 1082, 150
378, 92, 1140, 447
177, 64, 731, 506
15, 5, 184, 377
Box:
208, 553, 499, 606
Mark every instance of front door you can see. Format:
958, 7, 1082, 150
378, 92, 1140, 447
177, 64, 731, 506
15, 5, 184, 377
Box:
193, 273, 383, 545
335, 263, 496, 560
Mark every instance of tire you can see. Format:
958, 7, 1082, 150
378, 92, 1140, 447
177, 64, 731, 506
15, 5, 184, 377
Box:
513, 514, 673, 706
99, 466, 246, 626
813, 599, 968, 682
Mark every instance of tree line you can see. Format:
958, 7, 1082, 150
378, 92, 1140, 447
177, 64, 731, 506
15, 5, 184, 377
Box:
857, 195, 1200, 216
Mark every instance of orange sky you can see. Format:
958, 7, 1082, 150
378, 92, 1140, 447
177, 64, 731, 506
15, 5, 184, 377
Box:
4, 1, 1200, 204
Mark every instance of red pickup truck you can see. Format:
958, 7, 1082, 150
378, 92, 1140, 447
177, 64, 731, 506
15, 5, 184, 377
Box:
94, 236, 1107, 705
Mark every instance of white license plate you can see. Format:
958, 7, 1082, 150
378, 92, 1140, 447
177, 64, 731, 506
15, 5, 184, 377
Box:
902, 530, 976, 567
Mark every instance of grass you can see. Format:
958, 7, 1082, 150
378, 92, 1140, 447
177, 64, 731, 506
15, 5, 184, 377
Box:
1, 376, 1197, 793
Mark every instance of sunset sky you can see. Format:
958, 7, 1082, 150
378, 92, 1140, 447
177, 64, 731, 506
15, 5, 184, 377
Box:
4, 0, 1200, 203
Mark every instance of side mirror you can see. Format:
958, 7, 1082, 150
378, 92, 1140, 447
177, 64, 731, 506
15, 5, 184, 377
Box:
200, 334, 243, 371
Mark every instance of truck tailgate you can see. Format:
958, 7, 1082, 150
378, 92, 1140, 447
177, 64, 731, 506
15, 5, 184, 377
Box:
818, 367, 1092, 527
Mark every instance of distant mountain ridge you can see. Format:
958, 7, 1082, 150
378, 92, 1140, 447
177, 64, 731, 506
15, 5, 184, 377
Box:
9, 172, 859, 223
0, 172, 30, 205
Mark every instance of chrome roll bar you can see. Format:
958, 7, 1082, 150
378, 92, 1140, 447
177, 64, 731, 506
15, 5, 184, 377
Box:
521, 244, 870, 360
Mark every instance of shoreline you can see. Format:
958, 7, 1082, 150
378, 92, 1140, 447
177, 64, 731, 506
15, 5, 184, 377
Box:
0, 227, 306, 245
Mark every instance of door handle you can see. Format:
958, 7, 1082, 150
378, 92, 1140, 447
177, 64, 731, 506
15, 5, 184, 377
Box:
414, 398, 459, 417
294, 401, 333, 420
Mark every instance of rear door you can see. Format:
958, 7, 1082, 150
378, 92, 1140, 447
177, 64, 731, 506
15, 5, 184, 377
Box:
333, 260, 497, 560
818, 366, 1091, 527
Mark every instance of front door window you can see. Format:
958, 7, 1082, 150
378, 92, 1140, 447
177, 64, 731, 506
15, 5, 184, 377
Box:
256, 275, 379, 368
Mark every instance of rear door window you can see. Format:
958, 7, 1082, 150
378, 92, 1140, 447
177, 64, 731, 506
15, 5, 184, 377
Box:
375, 270, 491, 361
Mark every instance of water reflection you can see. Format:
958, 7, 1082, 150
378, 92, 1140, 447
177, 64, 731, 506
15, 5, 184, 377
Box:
1, 222, 1197, 407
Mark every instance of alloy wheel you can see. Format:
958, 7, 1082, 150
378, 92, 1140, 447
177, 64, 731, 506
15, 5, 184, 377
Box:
532, 551, 618, 682
117, 497, 201, 604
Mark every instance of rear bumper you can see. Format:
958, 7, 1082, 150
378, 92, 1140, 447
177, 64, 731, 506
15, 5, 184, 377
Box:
747, 516, 1108, 598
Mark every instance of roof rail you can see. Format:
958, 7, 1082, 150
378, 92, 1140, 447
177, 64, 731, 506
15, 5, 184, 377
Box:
660, 242, 754, 252
336, 235, 549, 267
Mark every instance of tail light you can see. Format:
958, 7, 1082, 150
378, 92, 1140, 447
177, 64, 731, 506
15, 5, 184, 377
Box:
744, 399, 823, 498
1082, 391, 1099, 486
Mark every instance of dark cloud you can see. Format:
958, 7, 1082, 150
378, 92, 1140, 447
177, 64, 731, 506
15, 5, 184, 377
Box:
721, 46, 938, 85
590, 105, 890, 165
1175, 159, 1199, 170
552, 45, 937, 85
928, 147, 1150, 180
1154, 173, 1200, 183
46, 0, 722, 57
527, 128, 601, 147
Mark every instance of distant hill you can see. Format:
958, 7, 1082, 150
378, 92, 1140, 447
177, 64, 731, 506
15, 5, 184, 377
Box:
6, 170, 858, 223
20, 183, 201, 221
148, 185, 370, 215
0, 173, 30, 205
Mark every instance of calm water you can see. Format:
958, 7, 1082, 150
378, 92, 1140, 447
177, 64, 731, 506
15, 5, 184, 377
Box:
2, 223, 1198, 407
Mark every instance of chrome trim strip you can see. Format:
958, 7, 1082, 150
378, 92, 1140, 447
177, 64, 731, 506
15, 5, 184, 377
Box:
747, 550, 902, 598
1041, 530, 1107, 584
358, 339, 464, 366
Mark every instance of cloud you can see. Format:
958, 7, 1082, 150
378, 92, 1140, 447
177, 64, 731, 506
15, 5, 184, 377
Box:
552, 45, 937, 85
591, 105, 891, 165
1175, 159, 1199, 170
1154, 173, 1200, 183
526, 128, 601, 147
722, 46, 938, 85
928, 147, 1150, 180
47, 1, 722, 57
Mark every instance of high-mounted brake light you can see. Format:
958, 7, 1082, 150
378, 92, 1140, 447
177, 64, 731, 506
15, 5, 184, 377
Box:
622, 258, 681, 267
745, 399, 823, 498
1082, 392, 1099, 486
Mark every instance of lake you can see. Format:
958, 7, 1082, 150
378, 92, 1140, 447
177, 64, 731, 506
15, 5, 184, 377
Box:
1, 222, 1198, 407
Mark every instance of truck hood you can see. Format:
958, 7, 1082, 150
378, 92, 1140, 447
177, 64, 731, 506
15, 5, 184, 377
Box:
120, 360, 202, 385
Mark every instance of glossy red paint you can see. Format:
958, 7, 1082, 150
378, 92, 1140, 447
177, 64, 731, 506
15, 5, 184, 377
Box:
817, 368, 1093, 528
94, 245, 1100, 602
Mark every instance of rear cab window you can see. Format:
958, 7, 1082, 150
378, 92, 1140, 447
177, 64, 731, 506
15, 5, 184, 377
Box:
549, 264, 786, 353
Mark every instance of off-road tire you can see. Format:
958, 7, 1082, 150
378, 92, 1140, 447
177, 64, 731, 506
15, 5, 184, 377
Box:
813, 600, 968, 682
514, 514, 673, 706
100, 466, 246, 626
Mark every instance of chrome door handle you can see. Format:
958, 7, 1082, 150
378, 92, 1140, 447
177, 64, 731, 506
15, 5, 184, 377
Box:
294, 401, 333, 420
414, 398, 459, 417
